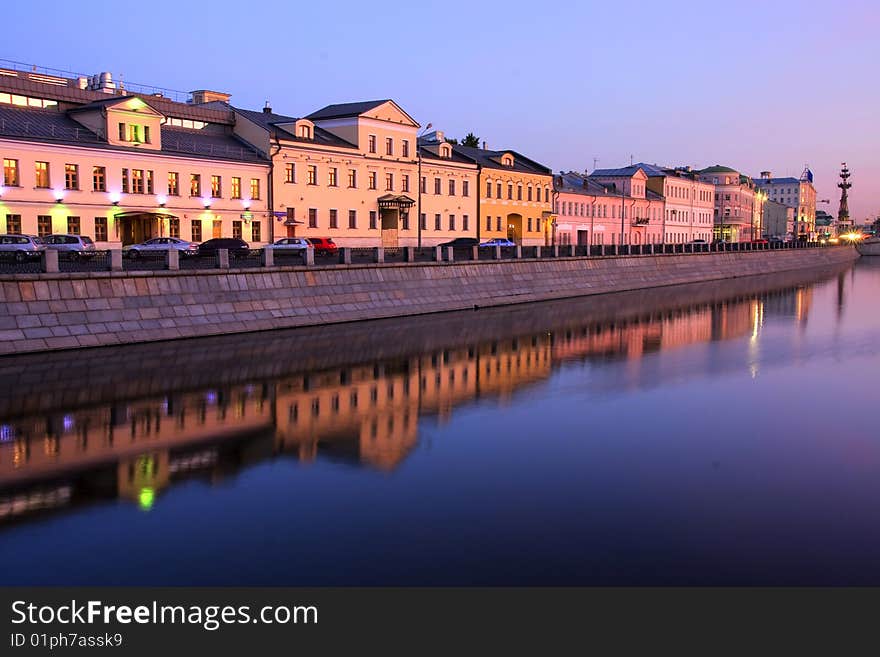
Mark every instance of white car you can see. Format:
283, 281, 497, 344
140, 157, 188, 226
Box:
124, 237, 199, 258
266, 237, 310, 252
42, 234, 97, 257
479, 238, 517, 248
0, 234, 45, 261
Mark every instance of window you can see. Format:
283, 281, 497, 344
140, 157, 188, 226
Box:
63, 164, 79, 190
448, 214, 456, 230
307, 165, 317, 185
434, 178, 441, 194
191, 219, 202, 242
528, 217, 533, 232
420, 177, 426, 194
402, 174, 410, 192
368, 172, 377, 190
35, 161, 50, 188
118, 122, 125, 141
232, 220, 242, 239
544, 188, 549, 203
251, 221, 261, 242
486, 216, 491, 231
348, 169, 357, 188
190, 174, 201, 196
250, 178, 260, 199
463, 215, 469, 231
297, 124, 311, 139
496, 182, 502, 198
328, 167, 338, 187
3, 159, 19, 186
213, 219, 222, 238
66, 216, 80, 234
486, 180, 492, 198
369, 211, 377, 229
94, 217, 107, 241
385, 173, 394, 191
385, 137, 393, 156
121, 168, 130, 193
434, 214, 441, 230
507, 183, 513, 200
517, 185, 522, 201
146, 170, 154, 194
211, 175, 222, 197
132, 169, 145, 194
169, 218, 180, 238
496, 217, 501, 231
285, 163, 295, 183
308, 208, 317, 228
348, 210, 357, 229
419, 213, 426, 230
402, 212, 409, 230
329, 209, 338, 229
92, 166, 106, 192
231, 177, 241, 199
402, 140, 409, 158
449, 179, 456, 196
368, 135, 377, 153
168, 172, 179, 196
463, 180, 469, 197
5, 214, 22, 233
37, 215, 52, 237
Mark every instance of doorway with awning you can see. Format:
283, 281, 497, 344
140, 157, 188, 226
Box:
377, 194, 415, 247
114, 211, 178, 246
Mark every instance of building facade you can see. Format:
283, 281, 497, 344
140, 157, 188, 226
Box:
763, 200, 794, 238
452, 145, 553, 246
553, 169, 665, 245
754, 168, 816, 239
638, 163, 715, 243
0, 68, 269, 247
698, 165, 759, 242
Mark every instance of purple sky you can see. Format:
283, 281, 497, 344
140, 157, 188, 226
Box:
5, 0, 878, 221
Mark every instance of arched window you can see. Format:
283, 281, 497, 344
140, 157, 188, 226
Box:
502, 154, 514, 167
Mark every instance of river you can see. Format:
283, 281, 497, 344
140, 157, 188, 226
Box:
1, 259, 878, 585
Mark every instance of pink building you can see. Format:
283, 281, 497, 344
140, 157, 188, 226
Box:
553, 167, 664, 246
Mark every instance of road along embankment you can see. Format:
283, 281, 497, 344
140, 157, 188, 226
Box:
0, 246, 859, 355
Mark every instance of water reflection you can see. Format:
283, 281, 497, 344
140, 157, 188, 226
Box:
0, 263, 844, 527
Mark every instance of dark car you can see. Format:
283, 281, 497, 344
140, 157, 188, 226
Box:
306, 237, 338, 257
437, 237, 479, 248
197, 238, 250, 258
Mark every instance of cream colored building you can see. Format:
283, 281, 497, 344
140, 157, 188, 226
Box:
0, 69, 269, 246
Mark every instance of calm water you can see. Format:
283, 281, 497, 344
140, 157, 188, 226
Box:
2, 259, 879, 585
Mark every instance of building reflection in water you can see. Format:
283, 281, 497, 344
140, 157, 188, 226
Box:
0, 277, 817, 526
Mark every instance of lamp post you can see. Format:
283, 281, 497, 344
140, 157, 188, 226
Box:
416, 123, 432, 249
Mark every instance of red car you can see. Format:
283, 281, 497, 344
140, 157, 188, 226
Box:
306, 237, 338, 257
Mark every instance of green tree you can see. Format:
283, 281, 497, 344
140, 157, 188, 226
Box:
461, 132, 480, 148
445, 137, 459, 145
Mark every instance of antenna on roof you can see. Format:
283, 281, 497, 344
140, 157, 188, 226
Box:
630, 154, 634, 166
593, 157, 598, 171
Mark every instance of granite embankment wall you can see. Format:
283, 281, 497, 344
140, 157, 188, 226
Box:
0, 246, 859, 355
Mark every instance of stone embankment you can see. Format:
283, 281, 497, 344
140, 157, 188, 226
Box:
0, 246, 859, 355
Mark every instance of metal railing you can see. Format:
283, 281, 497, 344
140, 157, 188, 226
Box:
0, 240, 840, 276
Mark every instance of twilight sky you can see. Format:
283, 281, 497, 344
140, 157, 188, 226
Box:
5, 0, 878, 221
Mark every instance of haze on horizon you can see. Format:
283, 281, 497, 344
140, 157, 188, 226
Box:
4, 0, 877, 221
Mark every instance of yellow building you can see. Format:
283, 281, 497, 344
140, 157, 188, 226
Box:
452, 144, 553, 245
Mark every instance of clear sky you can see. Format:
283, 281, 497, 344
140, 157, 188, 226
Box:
4, 0, 878, 221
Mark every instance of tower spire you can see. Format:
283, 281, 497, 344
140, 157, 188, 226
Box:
837, 163, 852, 233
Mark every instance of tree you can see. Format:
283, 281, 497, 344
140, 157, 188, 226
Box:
461, 132, 480, 148
445, 137, 459, 145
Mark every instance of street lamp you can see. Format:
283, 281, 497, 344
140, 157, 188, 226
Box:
416, 122, 433, 249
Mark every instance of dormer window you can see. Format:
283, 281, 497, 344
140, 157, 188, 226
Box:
118, 122, 150, 144
502, 154, 514, 167
439, 144, 452, 158
294, 119, 314, 140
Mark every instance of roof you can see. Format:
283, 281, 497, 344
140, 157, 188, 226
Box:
306, 99, 391, 121
754, 177, 801, 186
417, 142, 475, 165
451, 145, 552, 176
0, 105, 266, 163
555, 171, 663, 201
699, 165, 738, 174
590, 165, 647, 178
234, 106, 357, 149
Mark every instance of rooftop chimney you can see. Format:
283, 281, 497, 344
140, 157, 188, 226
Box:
761, 170, 772, 180
263, 100, 272, 114
482, 141, 487, 150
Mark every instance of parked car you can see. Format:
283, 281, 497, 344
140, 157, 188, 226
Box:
750, 238, 769, 245
479, 238, 517, 248
124, 237, 199, 258
196, 238, 250, 258
689, 239, 708, 244
0, 234, 45, 261
266, 237, 311, 253
437, 237, 479, 248
42, 234, 97, 258
306, 237, 338, 257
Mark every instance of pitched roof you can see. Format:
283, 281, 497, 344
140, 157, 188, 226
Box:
0, 105, 266, 163
590, 165, 647, 177
306, 100, 391, 121
417, 141, 475, 164
234, 106, 357, 149
451, 145, 552, 175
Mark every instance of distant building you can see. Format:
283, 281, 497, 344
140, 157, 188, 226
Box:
763, 200, 794, 238
754, 168, 816, 238
814, 209, 834, 237
698, 165, 759, 242
553, 169, 664, 246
